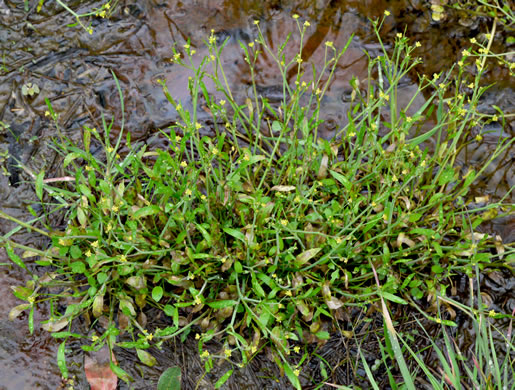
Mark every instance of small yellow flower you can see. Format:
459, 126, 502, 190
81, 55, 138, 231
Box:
292, 14, 299, 19
379, 91, 389, 101
301, 81, 307, 88
396, 33, 402, 39
87, 27, 93, 35
200, 194, 207, 201
194, 295, 202, 305
435, 318, 442, 324
485, 33, 491, 40
195, 333, 201, 340
406, 116, 413, 123
457, 60, 464, 67
58, 238, 66, 246
315, 88, 322, 95
185, 188, 192, 196
280, 219, 288, 226
106, 146, 114, 153
112, 205, 119, 212
183, 43, 190, 50
325, 41, 334, 48
439, 82, 446, 89
211, 147, 219, 155
201, 350, 210, 358
91, 334, 99, 342
433, 73, 439, 80
209, 36, 216, 45
248, 42, 254, 48
219, 100, 226, 106
105, 222, 112, 232
105, 2, 110, 9
488, 310, 496, 317
294, 369, 300, 377
492, 115, 498, 121
348, 131, 356, 137
294, 195, 301, 203
253, 20, 259, 25
384, 10, 391, 16
392, 175, 398, 182
475, 134, 483, 142
285, 290, 292, 296
145, 332, 154, 341
195, 122, 202, 130
250, 345, 257, 353
421, 160, 427, 167
470, 37, 477, 44
180, 161, 187, 168
190, 50, 196, 55
468, 82, 474, 89
85, 250, 92, 257
224, 349, 232, 357
296, 56, 303, 64
462, 49, 470, 57
293, 346, 301, 353
303, 21, 310, 27
44, 110, 50, 117
243, 154, 250, 162
27, 296, 35, 304
91, 240, 99, 248
415, 41, 421, 48
119, 254, 127, 262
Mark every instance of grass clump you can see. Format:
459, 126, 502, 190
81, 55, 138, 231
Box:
2, 14, 514, 389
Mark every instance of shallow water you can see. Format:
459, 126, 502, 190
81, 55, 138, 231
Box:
0, 0, 513, 388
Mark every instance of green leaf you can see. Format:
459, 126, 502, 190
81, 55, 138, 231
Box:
133, 205, 162, 219
194, 223, 212, 246
438, 167, 455, 185
381, 291, 408, 305
57, 341, 68, 379
223, 227, 246, 242
70, 261, 86, 273
110, 362, 133, 383
63, 152, 81, 168
215, 369, 233, 389
6, 246, 27, 270
329, 170, 352, 191
233, 261, 243, 273
35, 170, 44, 200
315, 331, 330, 340
157, 366, 181, 390
152, 286, 164, 302
283, 363, 301, 390
70, 245, 82, 259
206, 300, 238, 309
137, 349, 157, 367
408, 122, 444, 146
408, 213, 422, 223
271, 121, 282, 133
97, 272, 108, 284
28, 305, 34, 334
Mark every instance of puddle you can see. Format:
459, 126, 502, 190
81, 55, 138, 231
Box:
0, 0, 513, 388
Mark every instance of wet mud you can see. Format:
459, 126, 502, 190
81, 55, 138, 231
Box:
0, 0, 513, 388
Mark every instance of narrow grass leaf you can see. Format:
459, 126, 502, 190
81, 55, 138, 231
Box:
215, 369, 233, 389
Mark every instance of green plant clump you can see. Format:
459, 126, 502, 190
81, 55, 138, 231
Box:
2, 14, 514, 389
